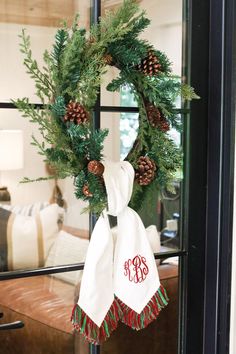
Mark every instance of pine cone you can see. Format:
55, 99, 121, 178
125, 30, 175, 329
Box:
82, 184, 93, 198
103, 53, 113, 66
137, 50, 161, 76
135, 156, 157, 186
64, 101, 89, 125
159, 120, 170, 132
145, 102, 170, 132
145, 103, 162, 127
87, 160, 105, 176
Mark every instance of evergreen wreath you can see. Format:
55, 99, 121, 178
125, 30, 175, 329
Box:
13, 0, 198, 215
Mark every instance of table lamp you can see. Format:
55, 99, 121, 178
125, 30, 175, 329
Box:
0, 130, 24, 204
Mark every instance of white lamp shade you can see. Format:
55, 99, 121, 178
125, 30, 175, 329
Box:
0, 130, 24, 170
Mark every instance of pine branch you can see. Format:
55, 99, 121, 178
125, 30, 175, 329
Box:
12, 98, 58, 144
89, 0, 143, 52
181, 83, 200, 100
21, 175, 57, 183
59, 29, 86, 96
107, 15, 150, 68
51, 28, 69, 90
88, 129, 109, 160
50, 96, 66, 118
52, 29, 69, 66
74, 170, 107, 215
148, 127, 182, 189
107, 74, 127, 92
19, 29, 55, 100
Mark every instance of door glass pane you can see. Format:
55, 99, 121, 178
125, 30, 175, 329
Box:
101, 0, 184, 255
0, 109, 89, 272
101, 112, 183, 252
0, 274, 88, 354
101, 0, 182, 107
0, 1, 91, 273
101, 257, 179, 354
0, 0, 91, 102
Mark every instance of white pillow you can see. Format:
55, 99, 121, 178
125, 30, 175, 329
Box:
0, 204, 59, 271
146, 225, 161, 254
0, 201, 50, 216
0, 201, 65, 223
45, 230, 89, 285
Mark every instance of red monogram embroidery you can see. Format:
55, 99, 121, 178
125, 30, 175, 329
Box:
124, 255, 149, 283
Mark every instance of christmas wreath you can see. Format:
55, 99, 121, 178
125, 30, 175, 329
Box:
13, 0, 198, 215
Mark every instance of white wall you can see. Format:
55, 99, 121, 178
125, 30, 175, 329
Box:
140, 0, 182, 75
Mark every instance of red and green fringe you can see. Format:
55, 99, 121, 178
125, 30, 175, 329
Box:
71, 285, 168, 344
116, 284, 169, 330
71, 300, 122, 345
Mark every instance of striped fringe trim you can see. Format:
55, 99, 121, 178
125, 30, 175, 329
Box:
71, 285, 169, 343
116, 284, 169, 330
71, 300, 122, 345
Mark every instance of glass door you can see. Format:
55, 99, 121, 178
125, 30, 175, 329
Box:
1, 1, 235, 354
0, 1, 187, 353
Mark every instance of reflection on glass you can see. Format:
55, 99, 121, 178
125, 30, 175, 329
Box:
139, 0, 182, 75
0, 201, 90, 272
120, 85, 137, 108
101, 112, 181, 251
120, 112, 139, 160
0, 275, 88, 354
0, 109, 90, 272
0, 0, 91, 102
159, 184, 181, 250
101, 0, 184, 246
101, 257, 179, 354
0, 0, 92, 272
101, 0, 183, 106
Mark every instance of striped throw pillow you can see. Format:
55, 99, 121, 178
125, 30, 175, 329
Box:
0, 204, 59, 271
0, 201, 65, 224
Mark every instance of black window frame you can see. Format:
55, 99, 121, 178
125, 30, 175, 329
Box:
186, 0, 236, 353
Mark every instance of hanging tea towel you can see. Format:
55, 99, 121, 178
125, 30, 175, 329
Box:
71, 161, 168, 344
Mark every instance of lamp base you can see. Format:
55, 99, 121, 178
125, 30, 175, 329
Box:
0, 187, 11, 204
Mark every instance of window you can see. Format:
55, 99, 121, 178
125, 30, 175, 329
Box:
0, 1, 235, 354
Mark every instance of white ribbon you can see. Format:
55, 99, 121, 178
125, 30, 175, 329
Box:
78, 161, 160, 327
